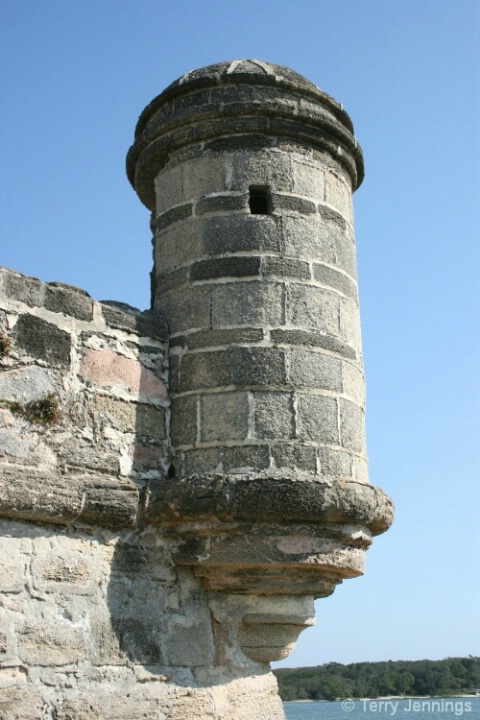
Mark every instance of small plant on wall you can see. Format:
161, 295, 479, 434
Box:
0, 331, 11, 358
2, 393, 62, 427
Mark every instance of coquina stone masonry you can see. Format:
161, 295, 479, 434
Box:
0, 61, 393, 719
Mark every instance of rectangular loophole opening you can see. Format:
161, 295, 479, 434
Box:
249, 186, 270, 215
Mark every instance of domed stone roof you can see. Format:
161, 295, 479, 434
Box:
127, 60, 364, 209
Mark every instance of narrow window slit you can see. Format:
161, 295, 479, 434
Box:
249, 186, 270, 215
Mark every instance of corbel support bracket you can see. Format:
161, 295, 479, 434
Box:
145, 472, 394, 662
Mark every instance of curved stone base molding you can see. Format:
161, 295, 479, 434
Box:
146, 472, 393, 661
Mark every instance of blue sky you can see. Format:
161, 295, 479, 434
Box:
1, 1, 479, 667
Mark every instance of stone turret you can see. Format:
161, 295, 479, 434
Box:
127, 60, 393, 661
0, 61, 393, 720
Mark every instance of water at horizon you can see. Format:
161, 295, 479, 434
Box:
284, 697, 480, 720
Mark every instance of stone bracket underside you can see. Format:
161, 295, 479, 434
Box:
146, 473, 393, 596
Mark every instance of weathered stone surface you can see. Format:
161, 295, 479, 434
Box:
0, 467, 138, 528
45, 282, 94, 320
178, 346, 287, 393
186, 327, 264, 350
203, 215, 282, 255
80, 347, 167, 399
191, 256, 261, 281
0, 365, 57, 403
93, 395, 166, 437
287, 348, 343, 391
296, 394, 339, 443
253, 392, 294, 440
101, 304, 168, 340
171, 394, 197, 446
1, 267, 45, 307
222, 445, 271, 473
271, 444, 317, 473
147, 473, 394, 535
212, 280, 285, 327
13, 314, 71, 366
201, 392, 249, 443
156, 284, 210, 334
288, 283, 341, 336
19, 621, 87, 665
0, 686, 44, 720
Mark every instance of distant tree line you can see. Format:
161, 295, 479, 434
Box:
273, 657, 480, 702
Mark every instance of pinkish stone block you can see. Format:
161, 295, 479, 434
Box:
80, 348, 167, 400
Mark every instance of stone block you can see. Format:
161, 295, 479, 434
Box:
342, 361, 366, 406
18, 621, 87, 666
195, 193, 246, 215
190, 256, 261, 281
230, 346, 288, 388
167, 617, 214, 667
79, 347, 167, 399
168, 352, 180, 394
271, 193, 316, 214
287, 348, 342, 391
262, 256, 310, 280
165, 690, 215, 720
53, 437, 119, 475
325, 168, 353, 221
154, 220, 203, 274
271, 444, 317, 473
181, 153, 227, 200
203, 214, 282, 255
109, 617, 164, 664
341, 296, 362, 350
227, 149, 293, 192
282, 211, 357, 278
0, 427, 55, 464
186, 327, 264, 350
154, 201, 193, 231
200, 392, 249, 442
223, 445, 271, 472
89, 617, 125, 665
31, 551, 95, 596
179, 347, 287, 392
271, 328, 356, 360
318, 447, 354, 479
93, 396, 166, 438
171, 395, 197, 446
354, 456, 369, 484
253, 392, 294, 440
154, 161, 183, 214
155, 266, 189, 294
0, 686, 44, 720
292, 157, 325, 199
288, 283, 341, 336
296, 394, 339, 443
158, 285, 210, 334
58, 695, 159, 720
339, 397, 365, 453
212, 280, 284, 328
101, 305, 168, 341
13, 314, 71, 367
0, 365, 57, 404
313, 263, 358, 300
2, 269, 45, 308
0, 542, 26, 592
183, 447, 221, 475
131, 441, 163, 472
45, 282, 93, 321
